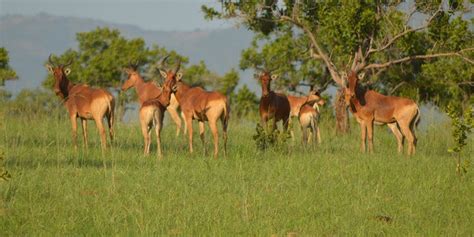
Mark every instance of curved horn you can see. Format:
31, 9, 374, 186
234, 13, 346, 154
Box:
63, 58, 73, 67
129, 59, 139, 70
48, 54, 56, 67
157, 54, 170, 70
174, 58, 181, 74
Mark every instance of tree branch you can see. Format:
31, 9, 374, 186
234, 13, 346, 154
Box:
364, 49, 474, 70
280, 15, 343, 85
366, 3, 443, 57
389, 81, 406, 95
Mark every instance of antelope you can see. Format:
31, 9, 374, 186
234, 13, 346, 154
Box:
298, 97, 325, 145
121, 59, 183, 137
287, 90, 325, 138
258, 71, 291, 131
46, 55, 115, 150
167, 66, 229, 158
121, 57, 177, 156
343, 71, 420, 155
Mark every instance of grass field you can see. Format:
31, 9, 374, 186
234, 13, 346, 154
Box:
1, 108, 473, 236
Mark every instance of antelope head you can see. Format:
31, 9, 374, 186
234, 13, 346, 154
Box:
343, 71, 364, 106
46, 54, 73, 99
156, 55, 179, 106
121, 60, 140, 91
258, 71, 278, 97
255, 57, 279, 97
307, 89, 325, 106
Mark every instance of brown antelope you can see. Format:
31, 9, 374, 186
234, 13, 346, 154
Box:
168, 67, 229, 158
298, 97, 325, 145
343, 71, 420, 155
121, 59, 183, 136
287, 90, 325, 138
258, 71, 291, 131
46, 55, 115, 150
121, 57, 177, 156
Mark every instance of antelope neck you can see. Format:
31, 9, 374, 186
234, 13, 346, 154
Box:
55, 76, 75, 99
173, 81, 191, 104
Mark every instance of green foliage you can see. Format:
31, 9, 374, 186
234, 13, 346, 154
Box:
218, 68, 239, 96
233, 85, 258, 118
5, 89, 60, 118
204, 1, 473, 112
0, 89, 12, 103
240, 31, 330, 94
253, 123, 291, 151
0, 47, 18, 86
43, 28, 148, 89
447, 105, 473, 175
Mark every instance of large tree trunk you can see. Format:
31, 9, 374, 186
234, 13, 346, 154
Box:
334, 88, 350, 134
116, 89, 127, 122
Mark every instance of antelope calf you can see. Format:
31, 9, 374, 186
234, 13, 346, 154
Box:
121, 57, 176, 156
137, 76, 176, 157
46, 55, 114, 150
298, 98, 325, 145
121, 59, 183, 136
344, 71, 420, 155
166, 67, 229, 158
258, 71, 290, 131
287, 90, 325, 138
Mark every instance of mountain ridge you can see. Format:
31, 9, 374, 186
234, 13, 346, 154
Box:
1, 13, 256, 94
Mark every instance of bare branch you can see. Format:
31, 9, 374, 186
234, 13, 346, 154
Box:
280, 15, 343, 85
364, 49, 474, 70
367, 3, 443, 56
389, 81, 406, 95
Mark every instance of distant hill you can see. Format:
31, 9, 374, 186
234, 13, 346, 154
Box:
0, 13, 256, 94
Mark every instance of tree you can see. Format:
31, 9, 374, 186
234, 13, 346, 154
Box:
0, 47, 18, 101
233, 84, 259, 118
218, 68, 240, 96
203, 1, 474, 133
0, 47, 17, 86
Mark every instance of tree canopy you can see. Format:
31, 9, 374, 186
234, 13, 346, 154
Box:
0, 47, 18, 86
203, 0, 473, 111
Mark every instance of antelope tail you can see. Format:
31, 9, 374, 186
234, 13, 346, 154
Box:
414, 106, 421, 129
223, 100, 230, 131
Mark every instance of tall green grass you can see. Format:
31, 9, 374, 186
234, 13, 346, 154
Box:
1, 109, 473, 236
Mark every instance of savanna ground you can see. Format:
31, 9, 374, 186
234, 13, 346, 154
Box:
1, 106, 473, 236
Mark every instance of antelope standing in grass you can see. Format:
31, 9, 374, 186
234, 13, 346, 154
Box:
121, 59, 183, 136
46, 55, 115, 150
121, 57, 177, 156
167, 65, 229, 158
287, 90, 325, 138
298, 96, 325, 145
258, 71, 291, 131
343, 71, 420, 155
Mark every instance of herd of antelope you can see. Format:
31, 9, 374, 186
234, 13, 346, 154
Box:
46, 54, 420, 158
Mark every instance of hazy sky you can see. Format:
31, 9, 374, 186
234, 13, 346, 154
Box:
0, 0, 232, 31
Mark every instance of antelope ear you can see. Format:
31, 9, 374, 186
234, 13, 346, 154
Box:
46, 64, 54, 74
358, 72, 365, 80
172, 85, 178, 92
176, 72, 183, 81
64, 68, 71, 75
159, 70, 167, 79
271, 74, 279, 80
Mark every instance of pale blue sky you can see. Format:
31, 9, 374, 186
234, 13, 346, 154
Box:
0, 0, 231, 31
